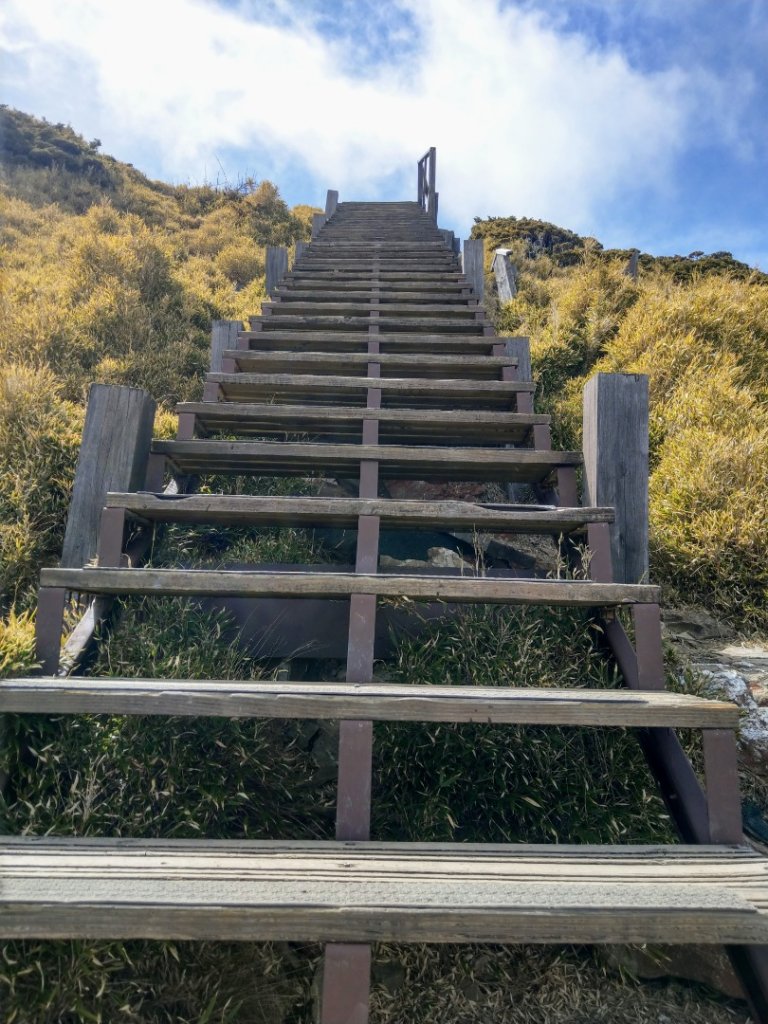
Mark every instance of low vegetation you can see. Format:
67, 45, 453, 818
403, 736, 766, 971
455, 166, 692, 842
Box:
472, 219, 768, 629
0, 105, 316, 614
0, 107, 763, 1021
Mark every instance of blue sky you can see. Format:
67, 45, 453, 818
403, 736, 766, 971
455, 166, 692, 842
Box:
1, 0, 766, 266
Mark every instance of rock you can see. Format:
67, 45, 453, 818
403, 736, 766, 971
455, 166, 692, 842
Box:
450, 529, 558, 576
380, 554, 430, 570
603, 944, 744, 1000
662, 606, 732, 642
386, 479, 487, 502
427, 547, 471, 569
372, 961, 406, 995
700, 666, 768, 768
379, 548, 472, 571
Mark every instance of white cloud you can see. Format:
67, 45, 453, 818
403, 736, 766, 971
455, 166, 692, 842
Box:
0, 0, 722, 233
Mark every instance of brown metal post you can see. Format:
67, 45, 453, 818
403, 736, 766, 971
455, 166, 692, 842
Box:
555, 466, 578, 508
144, 453, 165, 492
632, 603, 665, 690
96, 507, 126, 568
703, 729, 743, 843
176, 413, 196, 441
35, 587, 66, 675
322, 263, 382, 1024
586, 521, 614, 583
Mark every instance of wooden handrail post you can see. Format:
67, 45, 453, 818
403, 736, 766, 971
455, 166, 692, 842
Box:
324, 190, 339, 217
33, 384, 155, 680
311, 213, 326, 239
60, 385, 156, 570
462, 238, 484, 300
624, 249, 640, 279
583, 373, 649, 584
492, 248, 518, 302
209, 320, 241, 373
265, 246, 288, 298
427, 146, 436, 218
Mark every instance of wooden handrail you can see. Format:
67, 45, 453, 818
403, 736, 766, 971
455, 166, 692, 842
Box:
417, 146, 437, 219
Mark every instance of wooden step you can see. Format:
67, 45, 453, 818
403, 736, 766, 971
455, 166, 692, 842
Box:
274, 290, 471, 304
206, 373, 531, 409
263, 303, 479, 318
288, 272, 465, 282
294, 261, 459, 272
284, 279, 466, 292
238, 332, 499, 354
176, 403, 544, 443
152, 440, 580, 482
1, 679, 738, 726
222, 350, 514, 379
40, 568, 660, 606
2, 839, 765, 943
251, 316, 486, 334
106, 493, 607, 533
308, 241, 448, 249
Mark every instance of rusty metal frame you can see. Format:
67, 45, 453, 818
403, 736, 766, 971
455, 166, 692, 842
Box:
322, 258, 382, 1022
587, 503, 768, 1020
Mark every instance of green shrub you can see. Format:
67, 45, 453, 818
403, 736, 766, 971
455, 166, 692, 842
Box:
0, 364, 82, 609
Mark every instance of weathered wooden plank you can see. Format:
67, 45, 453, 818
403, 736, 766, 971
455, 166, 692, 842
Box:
1, 839, 766, 944
222, 349, 515, 378
176, 402, 546, 443
60, 385, 155, 569
238, 331, 497, 353
325, 190, 339, 217
309, 241, 447, 250
265, 246, 288, 297
583, 374, 649, 584
106, 492, 610, 533
251, 315, 487, 334
152, 439, 581, 482
287, 271, 465, 281
275, 289, 470, 303
39, 568, 661, 606
207, 372, 533, 398
282, 281, 466, 294
462, 238, 485, 299
1, 679, 738, 727
264, 302, 478, 317
311, 213, 327, 239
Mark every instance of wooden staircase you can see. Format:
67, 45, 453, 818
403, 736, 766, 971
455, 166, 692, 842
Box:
5, 187, 768, 1023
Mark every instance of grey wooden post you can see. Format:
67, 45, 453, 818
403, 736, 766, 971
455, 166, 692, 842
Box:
427, 146, 436, 219
294, 240, 307, 263
265, 246, 288, 297
503, 337, 534, 503
492, 249, 518, 302
438, 228, 455, 251
462, 239, 484, 299
325, 190, 339, 217
583, 373, 649, 584
60, 385, 155, 569
624, 250, 639, 280
210, 319, 240, 373
311, 213, 327, 239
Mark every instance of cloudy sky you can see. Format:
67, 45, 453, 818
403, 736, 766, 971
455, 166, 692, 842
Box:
2, 0, 766, 266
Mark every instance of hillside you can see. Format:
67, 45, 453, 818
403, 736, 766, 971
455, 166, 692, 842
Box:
0, 106, 318, 611
472, 214, 768, 283
472, 216, 768, 629
1, 106, 766, 1024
